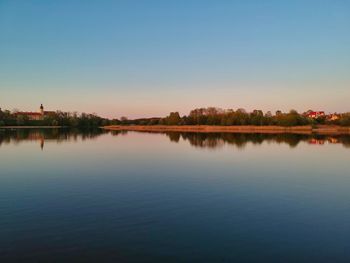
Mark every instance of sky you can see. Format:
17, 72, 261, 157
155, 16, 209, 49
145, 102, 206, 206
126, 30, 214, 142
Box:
0, 0, 349, 118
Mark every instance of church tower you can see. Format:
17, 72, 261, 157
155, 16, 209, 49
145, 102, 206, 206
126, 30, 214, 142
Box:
40, 104, 44, 115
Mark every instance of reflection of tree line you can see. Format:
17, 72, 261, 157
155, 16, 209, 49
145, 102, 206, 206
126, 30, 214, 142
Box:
111, 131, 350, 149
2, 129, 350, 150
0, 128, 108, 150
171, 132, 350, 148
175, 132, 350, 148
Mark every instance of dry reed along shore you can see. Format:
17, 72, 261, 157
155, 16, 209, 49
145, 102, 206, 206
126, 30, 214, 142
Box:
103, 125, 350, 134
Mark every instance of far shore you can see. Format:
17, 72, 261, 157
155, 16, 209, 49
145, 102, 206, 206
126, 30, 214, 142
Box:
103, 125, 350, 134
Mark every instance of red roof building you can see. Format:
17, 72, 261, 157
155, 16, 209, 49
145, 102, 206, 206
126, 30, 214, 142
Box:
307, 111, 325, 119
14, 104, 56, 120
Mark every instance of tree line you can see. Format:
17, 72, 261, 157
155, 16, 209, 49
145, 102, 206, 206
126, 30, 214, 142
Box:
115, 107, 350, 127
1, 107, 350, 127
0, 109, 113, 128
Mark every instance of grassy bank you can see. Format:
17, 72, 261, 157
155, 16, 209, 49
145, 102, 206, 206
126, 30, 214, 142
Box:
103, 125, 350, 134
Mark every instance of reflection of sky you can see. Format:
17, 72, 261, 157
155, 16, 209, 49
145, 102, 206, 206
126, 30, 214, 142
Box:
1, 131, 350, 261
1, 1, 350, 118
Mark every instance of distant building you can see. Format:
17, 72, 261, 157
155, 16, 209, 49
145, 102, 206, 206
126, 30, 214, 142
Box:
328, 113, 340, 121
13, 104, 56, 120
307, 111, 325, 119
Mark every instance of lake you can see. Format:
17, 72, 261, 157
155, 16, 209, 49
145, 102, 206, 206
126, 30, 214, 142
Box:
1, 128, 350, 262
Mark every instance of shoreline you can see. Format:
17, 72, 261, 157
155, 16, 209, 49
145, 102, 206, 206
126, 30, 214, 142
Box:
103, 125, 350, 134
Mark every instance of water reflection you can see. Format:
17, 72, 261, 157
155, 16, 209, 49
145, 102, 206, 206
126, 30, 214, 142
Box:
1, 129, 350, 150
111, 131, 350, 149
0, 128, 108, 150
1, 128, 350, 262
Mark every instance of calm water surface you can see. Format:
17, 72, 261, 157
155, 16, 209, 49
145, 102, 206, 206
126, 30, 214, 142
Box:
1, 129, 350, 262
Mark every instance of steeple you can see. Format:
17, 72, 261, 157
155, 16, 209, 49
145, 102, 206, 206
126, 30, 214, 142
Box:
40, 104, 44, 115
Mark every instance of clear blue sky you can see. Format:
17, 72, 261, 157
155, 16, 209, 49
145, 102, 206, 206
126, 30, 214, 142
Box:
0, 0, 349, 118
